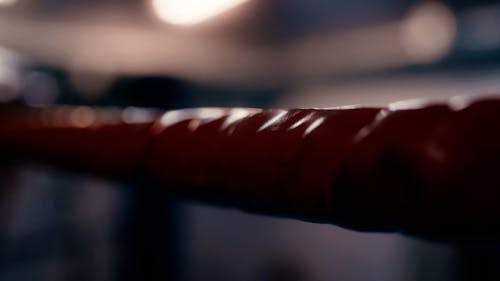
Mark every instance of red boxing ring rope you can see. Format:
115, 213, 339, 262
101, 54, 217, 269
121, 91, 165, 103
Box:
0, 97, 499, 242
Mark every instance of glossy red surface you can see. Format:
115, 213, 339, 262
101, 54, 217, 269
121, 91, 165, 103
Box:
1, 98, 500, 241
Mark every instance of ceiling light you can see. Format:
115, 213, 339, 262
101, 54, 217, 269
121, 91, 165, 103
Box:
151, 0, 249, 26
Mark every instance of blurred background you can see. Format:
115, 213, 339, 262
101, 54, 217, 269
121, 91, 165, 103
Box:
1, 0, 500, 280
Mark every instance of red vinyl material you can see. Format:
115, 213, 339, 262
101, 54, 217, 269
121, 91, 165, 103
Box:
0, 97, 500, 241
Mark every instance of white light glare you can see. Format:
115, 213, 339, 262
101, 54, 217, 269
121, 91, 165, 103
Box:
0, 0, 16, 7
152, 0, 249, 26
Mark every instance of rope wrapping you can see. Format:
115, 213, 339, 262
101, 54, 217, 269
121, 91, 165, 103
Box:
0, 97, 499, 242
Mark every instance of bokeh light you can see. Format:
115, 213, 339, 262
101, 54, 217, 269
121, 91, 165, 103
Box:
151, 0, 249, 26
0, 0, 16, 7
401, 2, 457, 63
